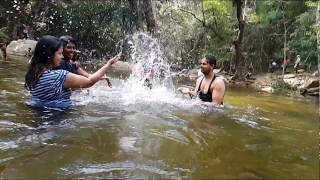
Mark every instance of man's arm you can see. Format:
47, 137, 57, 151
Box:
190, 78, 201, 97
211, 77, 226, 107
177, 77, 201, 98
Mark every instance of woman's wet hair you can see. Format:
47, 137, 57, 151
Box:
59, 35, 77, 48
205, 54, 217, 69
25, 35, 62, 90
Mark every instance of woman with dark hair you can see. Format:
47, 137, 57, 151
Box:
56, 35, 112, 87
55, 35, 89, 77
25, 35, 119, 110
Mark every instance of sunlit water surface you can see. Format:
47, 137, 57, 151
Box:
0, 57, 318, 179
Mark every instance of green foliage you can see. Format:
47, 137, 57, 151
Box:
0, 27, 9, 43
271, 79, 297, 94
47, 1, 123, 57
288, 6, 318, 70
0, 0, 316, 73
157, 0, 234, 69
243, 0, 317, 72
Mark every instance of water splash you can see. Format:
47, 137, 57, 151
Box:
123, 32, 174, 90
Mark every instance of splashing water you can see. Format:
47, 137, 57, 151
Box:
73, 32, 213, 112
118, 32, 175, 105
124, 33, 173, 87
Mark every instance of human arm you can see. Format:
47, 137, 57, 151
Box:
63, 56, 119, 89
177, 78, 201, 98
211, 77, 225, 107
76, 65, 90, 78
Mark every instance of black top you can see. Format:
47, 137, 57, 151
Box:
54, 59, 78, 74
197, 76, 216, 102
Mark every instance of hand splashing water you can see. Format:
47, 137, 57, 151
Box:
72, 32, 222, 113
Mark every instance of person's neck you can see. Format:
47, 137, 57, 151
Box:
204, 70, 214, 79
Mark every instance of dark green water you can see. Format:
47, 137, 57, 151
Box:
0, 59, 318, 179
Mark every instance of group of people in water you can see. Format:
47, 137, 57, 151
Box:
24, 35, 226, 110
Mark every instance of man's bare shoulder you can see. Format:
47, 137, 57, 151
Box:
196, 76, 203, 83
213, 76, 226, 87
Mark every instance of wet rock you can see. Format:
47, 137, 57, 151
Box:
312, 70, 319, 77
261, 86, 274, 93
282, 74, 296, 79
304, 80, 319, 89
302, 87, 319, 96
6, 39, 37, 59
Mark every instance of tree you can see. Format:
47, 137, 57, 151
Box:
142, 0, 157, 34
233, 0, 246, 79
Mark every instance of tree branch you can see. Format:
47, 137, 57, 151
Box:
178, 8, 224, 40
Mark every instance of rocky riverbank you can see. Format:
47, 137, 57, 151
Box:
172, 68, 319, 97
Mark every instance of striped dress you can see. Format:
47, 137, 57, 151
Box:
29, 69, 72, 110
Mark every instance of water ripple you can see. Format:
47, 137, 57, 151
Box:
61, 160, 192, 179
149, 129, 190, 145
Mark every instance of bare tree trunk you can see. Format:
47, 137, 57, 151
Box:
282, 23, 287, 78
134, 0, 144, 31
317, 2, 320, 73
142, 0, 157, 34
29, 0, 50, 38
7, 0, 26, 40
234, 0, 245, 80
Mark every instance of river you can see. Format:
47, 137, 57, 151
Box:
0, 58, 318, 179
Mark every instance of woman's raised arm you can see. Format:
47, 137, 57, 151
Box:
63, 56, 119, 89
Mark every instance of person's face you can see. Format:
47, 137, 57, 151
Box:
200, 58, 213, 74
63, 42, 76, 60
52, 47, 64, 68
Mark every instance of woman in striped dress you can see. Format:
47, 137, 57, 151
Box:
25, 35, 119, 110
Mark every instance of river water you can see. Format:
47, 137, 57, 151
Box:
0, 58, 318, 179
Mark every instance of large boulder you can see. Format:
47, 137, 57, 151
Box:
283, 75, 319, 89
301, 79, 319, 96
6, 39, 37, 59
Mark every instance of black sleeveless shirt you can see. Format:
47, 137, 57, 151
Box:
197, 76, 216, 102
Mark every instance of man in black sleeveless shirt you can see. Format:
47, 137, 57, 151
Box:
178, 55, 226, 107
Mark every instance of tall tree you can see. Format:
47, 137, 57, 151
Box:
317, 2, 320, 72
7, 0, 29, 40
233, 0, 245, 79
142, 0, 157, 34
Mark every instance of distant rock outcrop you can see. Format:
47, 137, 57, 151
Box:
6, 39, 37, 59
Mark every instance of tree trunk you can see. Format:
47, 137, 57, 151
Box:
234, 0, 245, 80
7, 0, 27, 40
142, 0, 157, 34
128, 0, 144, 32
29, 0, 50, 38
317, 2, 320, 73
282, 24, 287, 78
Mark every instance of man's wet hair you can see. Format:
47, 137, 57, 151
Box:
59, 35, 77, 48
205, 54, 217, 68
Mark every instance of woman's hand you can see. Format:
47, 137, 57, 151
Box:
107, 55, 120, 67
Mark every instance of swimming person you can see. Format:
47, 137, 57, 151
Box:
25, 35, 119, 110
178, 55, 226, 107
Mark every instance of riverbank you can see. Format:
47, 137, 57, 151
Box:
225, 72, 319, 99
172, 68, 319, 98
